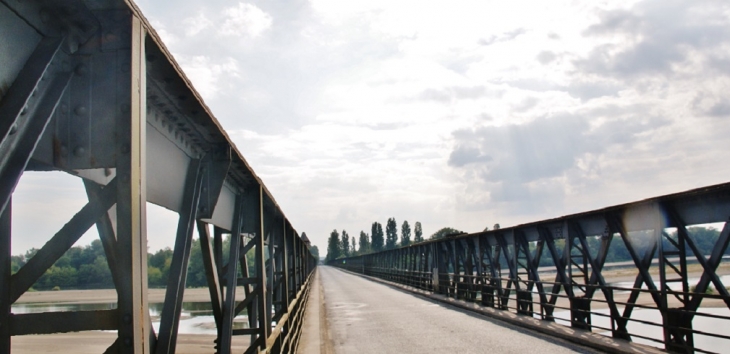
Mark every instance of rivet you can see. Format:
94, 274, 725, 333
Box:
124, 337, 132, 347
104, 32, 115, 41
202, 187, 208, 193
74, 105, 87, 116
123, 314, 132, 324
121, 144, 130, 154
200, 206, 208, 213
74, 64, 87, 76
121, 174, 130, 183
9, 124, 17, 135
120, 104, 130, 113
73, 146, 85, 157
121, 62, 130, 73
60, 103, 68, 114
20, 107, 27, 116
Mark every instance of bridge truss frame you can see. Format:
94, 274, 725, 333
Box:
333, 183, 730, 353
0, 0, 315, 353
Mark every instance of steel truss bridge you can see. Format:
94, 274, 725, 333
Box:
331, 183, 730, 354
0, 0, 316, 353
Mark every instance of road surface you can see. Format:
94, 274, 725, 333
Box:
301, 266, 597, 354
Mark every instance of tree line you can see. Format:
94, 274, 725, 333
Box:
325, 222, 728, 267
325, 218, 424, 262
11, 234, 320, 291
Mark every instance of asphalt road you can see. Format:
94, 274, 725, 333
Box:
317, 266, 596, 354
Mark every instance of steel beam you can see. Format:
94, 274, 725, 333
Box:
114, 16, 150, 354
198, 221, 223, 329
0, 36, 69, 216
155, 158, 205, 354
219, 195, 245, 354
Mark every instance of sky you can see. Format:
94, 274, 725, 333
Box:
10, 0, 730, 257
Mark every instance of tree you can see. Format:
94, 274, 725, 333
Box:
310, 245, 320, 260
386, 218, 398, 250
429, 227, 464, 240
414, 222, 423, 243
358, 231, 370, 254
326, 229, 341, 262
351, 237, 357, 256
341, 230, 350, 257
371, 222, 384, 252
401, 220, 411, 246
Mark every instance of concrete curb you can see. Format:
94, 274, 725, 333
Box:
332, 267, 665, 354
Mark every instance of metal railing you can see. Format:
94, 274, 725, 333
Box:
330, 182, 730, 353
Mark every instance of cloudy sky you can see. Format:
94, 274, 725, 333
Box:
11, 0, 730, 256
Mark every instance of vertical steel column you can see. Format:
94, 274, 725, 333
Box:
248, 185, 269, 349
281, 221, 290, 313
115, 16, 150, 354
0, 201, 10, 354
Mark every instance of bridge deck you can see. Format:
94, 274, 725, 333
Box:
301, 267, 600, 354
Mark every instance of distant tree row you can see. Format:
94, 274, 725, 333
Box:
11, 231, 320, 291
325, 219, 423, 262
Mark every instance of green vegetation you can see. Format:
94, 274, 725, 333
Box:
341, 230, 350, 258
326, 229, 341, 263
429, 227, 465, 240
385, 218, 398, 250
12, 230, 317, 291
414, 222, 423, 243
358, 231, 371, 255
371, 222, 384, 252
401, 221, 411, 246
326, 219, 423, 260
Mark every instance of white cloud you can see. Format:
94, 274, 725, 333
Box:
176, 56, 240, 100
182, 12, 212, 37
219, 2, 273, 38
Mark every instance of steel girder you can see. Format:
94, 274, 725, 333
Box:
331, 182, 730, 353
0, 1, 316, 353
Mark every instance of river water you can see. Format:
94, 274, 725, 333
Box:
11, 301, 237, 335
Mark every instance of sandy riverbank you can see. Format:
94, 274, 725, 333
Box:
14, 287, 250, 304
